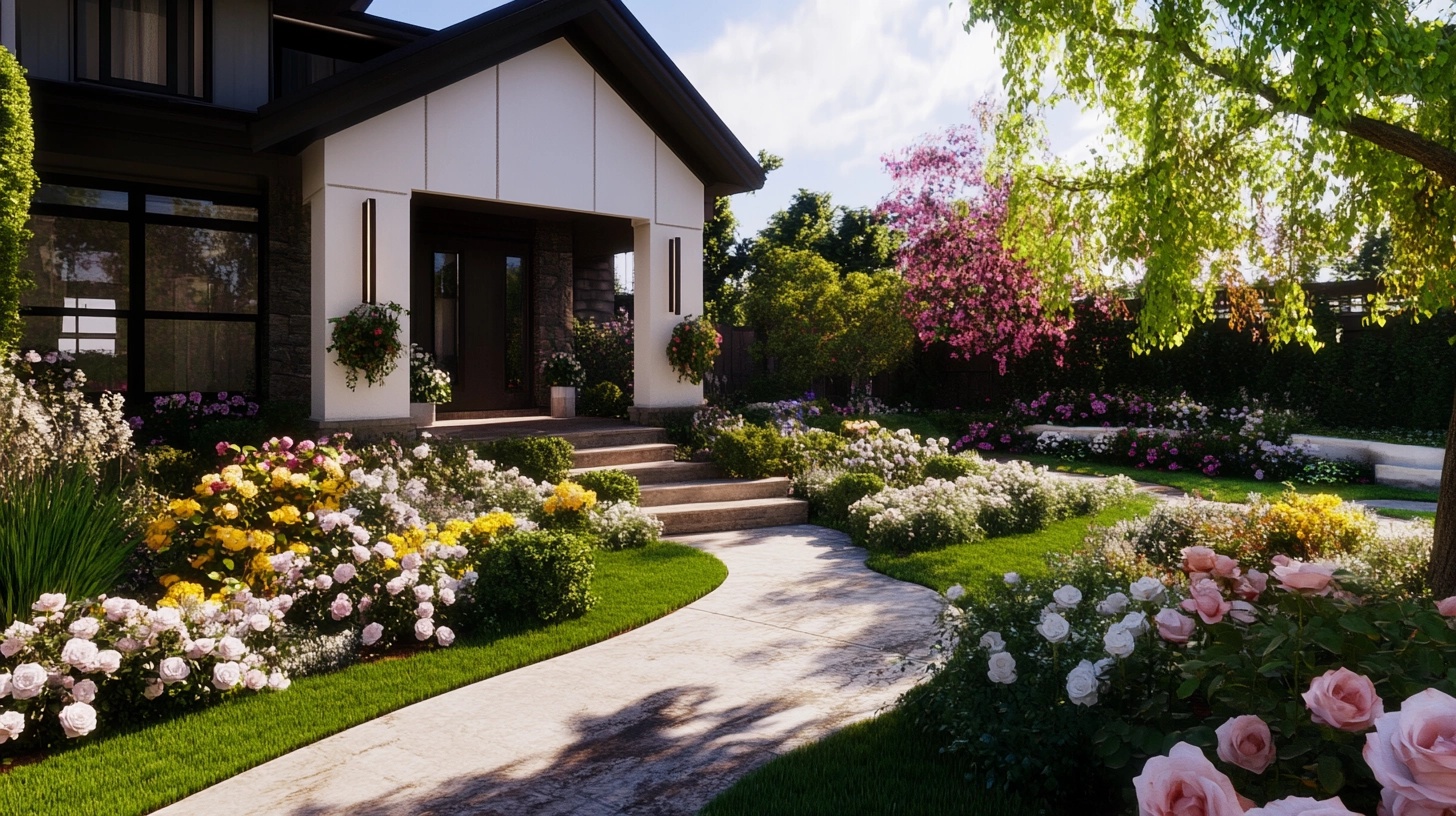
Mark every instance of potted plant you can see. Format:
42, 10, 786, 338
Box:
542, 352, 585, 418
326, 302, 406, 390
666, 315, 721, 385
408, 344, 452, 427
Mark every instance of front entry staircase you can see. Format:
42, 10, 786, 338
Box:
433, 416, 809, 536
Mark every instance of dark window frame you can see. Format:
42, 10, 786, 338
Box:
20, 173, 268, 405
75, 0, 213, 100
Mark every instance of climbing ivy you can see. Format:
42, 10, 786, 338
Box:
0, 47, 38, 353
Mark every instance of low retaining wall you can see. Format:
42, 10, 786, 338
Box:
1023, 426, 1444, 491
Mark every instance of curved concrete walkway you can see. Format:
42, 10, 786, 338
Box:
155, 525, 947, 816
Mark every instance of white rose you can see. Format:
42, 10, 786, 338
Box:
351, 545, 372, 564
401, 554, 422, 572
1094, 658, 1116, 679
361, 622, 385, 646
329, 594, 354, 621
186, 638, 216, 659
216, 636, 246, 661
32, 593, 66, 613
1003, 572, 1021, 586
1104, 624, 1136, 659
68, 617, 100, 639
314, 574, 334, 591
102, 597, 136, 621
142, 680, 164, 700
212, 662, 243, 690
148, 607, 182, 632
267, 671, 291, 691
94, 650, 122, 675
978, 631, 1006, 653
1036, 612, 1071, 644
0, 710, 25, 743
435, 626, 456, 647
413, 584, 434, 602
1130, 576, 1166, 603
243, 669, 268, 691
986, 651, 1017, 684
412, 444, 431, 459
373, 542, 395, 559
439, 588, 457, 606
1053, 585, 1083, 610
1096, 592, 1130, 617
158, 656, 191, 685
416, 601, 435, 619
1, 638, 24, 658
945, 584, 966, 602
1120, 611, 1149, 637
58, 701, 97, 738
1066, 660, 1100, 706
414, 618, 435, 641
61, 638, 99, 670
248, 613, 272, 632
333, 563, 356, 584
71, 679, 98, 704
385, 577, 407, 596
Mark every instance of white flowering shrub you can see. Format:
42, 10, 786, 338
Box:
589, 501, 663, 551
848, 479, 986, 552
0, 352, 132, 484
0, 590, 288, 751
1034, 430, 1091, 460
348, 440, 541, 531
841, 427, 950, 486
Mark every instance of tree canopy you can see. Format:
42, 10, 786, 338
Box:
969, 0, 1455, 351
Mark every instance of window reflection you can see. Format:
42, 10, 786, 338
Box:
434, 252, 459, 383
20, 216, 129, 309
504, 255, 525, 391
145, 226, 259, 314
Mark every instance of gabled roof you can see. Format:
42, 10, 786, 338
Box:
254, 0, 765, 198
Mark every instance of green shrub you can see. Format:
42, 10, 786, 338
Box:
712, 425, 793, 478
923, 453, 982, 481
578, 382, 631, 418
135, 446, 202, 498
812, 472, 885, 530
0, 462, 140, 626
474, 436, 575, 483
474, 530, 597, 623
0, 46, 38, 352
575, 469, 640, 505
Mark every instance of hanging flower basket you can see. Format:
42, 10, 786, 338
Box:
327, 302, 406, 390
666, 315, 721, 385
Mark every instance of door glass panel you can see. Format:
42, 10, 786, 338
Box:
433, 252, 459, 382
504, 255, 525, 392
111, 0, 168, 86
145, 225, 259, 313
20, 216, 129, 309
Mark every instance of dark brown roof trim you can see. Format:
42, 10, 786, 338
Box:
253, 0, 765, 197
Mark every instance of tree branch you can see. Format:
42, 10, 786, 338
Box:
1107, 25, 1456, 186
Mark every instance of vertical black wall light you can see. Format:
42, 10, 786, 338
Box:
666, 236, 683, 315
362, 198, 378, 304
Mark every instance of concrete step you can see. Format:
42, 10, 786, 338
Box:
639, 478, 791, 508
556, 426, 668, 450
570, 460, 720, 486
650, 497, 810, 537
572, 443, 678, 469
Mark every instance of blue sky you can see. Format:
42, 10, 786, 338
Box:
366, 0, 1098, 240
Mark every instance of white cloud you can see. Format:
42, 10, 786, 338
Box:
678, 0, 1003, 173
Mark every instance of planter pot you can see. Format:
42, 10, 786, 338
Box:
410, 402, 436, 428
550, 386, 576, 419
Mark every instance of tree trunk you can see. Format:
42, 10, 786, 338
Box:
1427, 385, 1456, 596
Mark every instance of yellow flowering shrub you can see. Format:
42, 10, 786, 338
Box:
1248, 489, 1378, 561
543, 482, 596, 515
146, 435, 359, 595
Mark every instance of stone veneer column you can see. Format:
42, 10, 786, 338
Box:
533, 221, 574, 405
574, 255, 616, 324
267, 175, 311, 404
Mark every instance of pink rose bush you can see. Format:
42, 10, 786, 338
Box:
1303, 668, 1384, 733
1216, 715, 1277, 774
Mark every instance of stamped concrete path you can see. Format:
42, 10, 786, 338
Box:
155, 525, 947, 816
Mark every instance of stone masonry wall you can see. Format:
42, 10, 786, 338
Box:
267, 176, 311, 404
574, 255, 616, 324
534, 221, 574, 405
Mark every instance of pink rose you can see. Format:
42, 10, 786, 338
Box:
1155, 608, 1197, 644
1272, 559, 1337, 596
1212, 555, 1241, 579
1365, 688, 1456, 814
1244, 796, 1359, 816
1436, 597, 1456, 617
1133, 741, 1246, 816
1304, 667, 1383, 732
1215, 715, 1276, 774
1180, 579, 1233, 625
1182, 546, 1219, 574
1236, 569, 1269, 601
329, 594, 353, 621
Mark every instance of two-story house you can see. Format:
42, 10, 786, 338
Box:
1, 0, 763, 428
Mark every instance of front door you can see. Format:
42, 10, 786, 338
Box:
414, 231, 534, 412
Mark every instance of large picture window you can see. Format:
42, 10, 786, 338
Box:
76, 0, 208, 98
19, 179, 263, 400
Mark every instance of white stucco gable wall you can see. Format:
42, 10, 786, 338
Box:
303, 37, 707, 422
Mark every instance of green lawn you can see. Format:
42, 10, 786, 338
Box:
1, 542, 727, 816
866, 495, 1158, 594
1376, 508, 1438, 522
1006, 453, 1439, 504
699, 700, 1025, 816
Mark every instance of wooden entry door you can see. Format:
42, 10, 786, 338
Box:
414, 232, 533, 412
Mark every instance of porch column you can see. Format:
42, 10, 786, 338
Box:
631, 220, 704, 413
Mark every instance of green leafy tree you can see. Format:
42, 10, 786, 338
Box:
0, 47, 39, 351
967, 0, 1456, 591
704, 150, 782, 324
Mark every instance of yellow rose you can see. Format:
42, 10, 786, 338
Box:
268, 505, 302, 525
168, 499, 202, 519
214, 503, 241, 521
220, 465, 245, 486
235, 480, 259, 500
270, 466, 292, 488
289, 473, 311, 489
